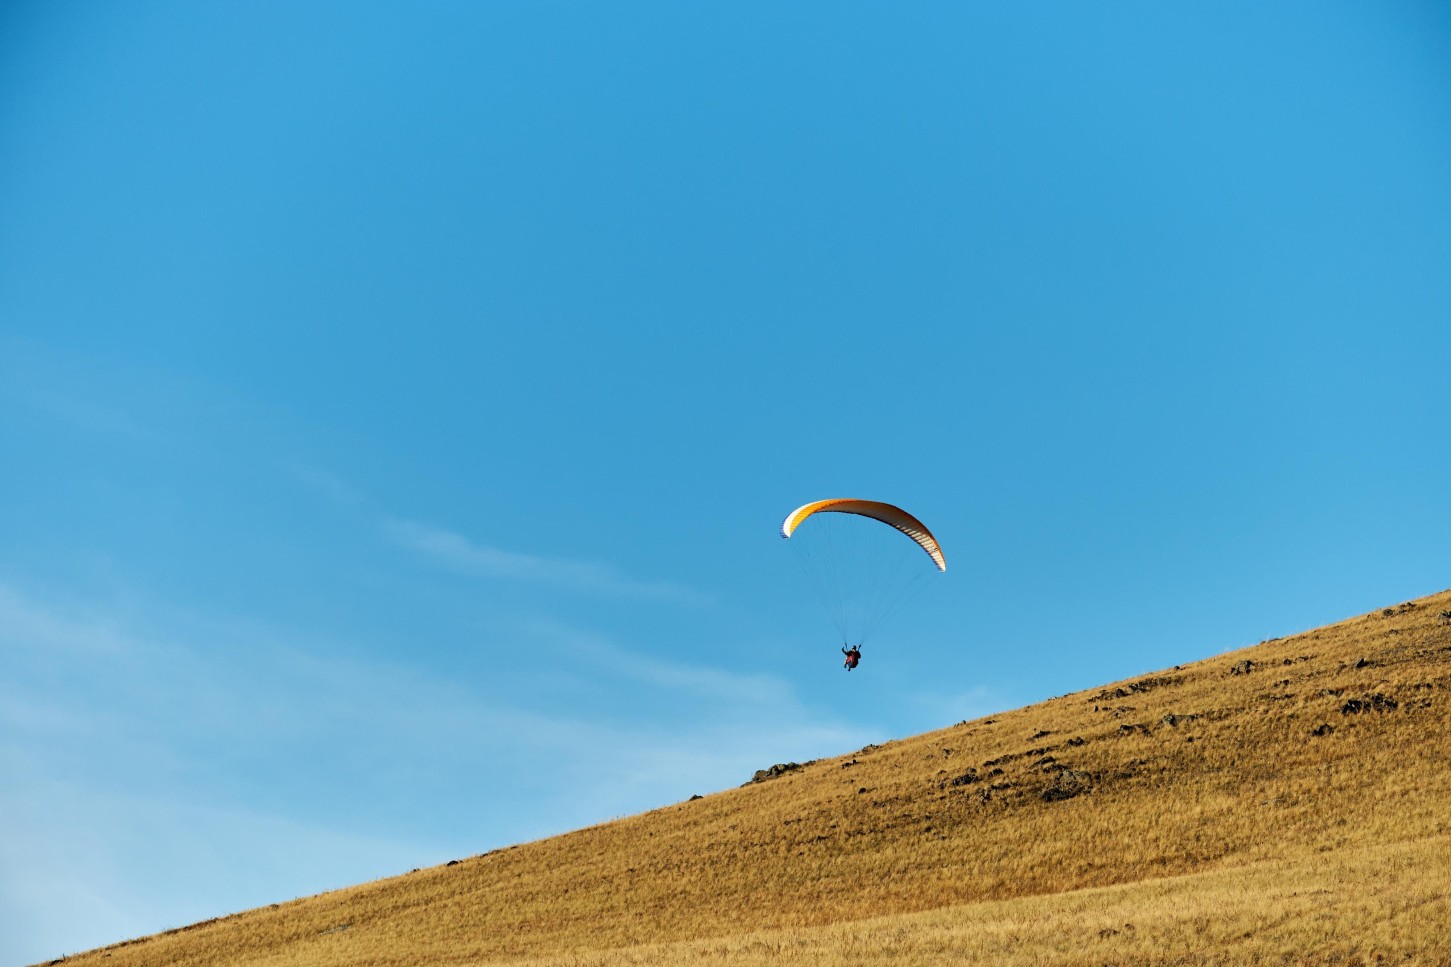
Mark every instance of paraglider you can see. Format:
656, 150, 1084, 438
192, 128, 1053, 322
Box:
781, 499, 946, 668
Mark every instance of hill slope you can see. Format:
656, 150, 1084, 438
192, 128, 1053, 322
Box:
50, 590, 1451, 966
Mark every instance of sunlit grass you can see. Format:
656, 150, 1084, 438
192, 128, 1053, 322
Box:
49, 590, 1451, 966
513, 837, 1451, 966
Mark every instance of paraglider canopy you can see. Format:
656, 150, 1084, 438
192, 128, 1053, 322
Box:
781, 499, 946, 571
781, 498, 946, 647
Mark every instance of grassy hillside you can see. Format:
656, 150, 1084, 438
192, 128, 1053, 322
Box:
48, 590, 1451, 966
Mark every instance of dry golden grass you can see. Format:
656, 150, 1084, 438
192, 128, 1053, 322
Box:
47, 589, 1451, 966
509, 836, 1451, 966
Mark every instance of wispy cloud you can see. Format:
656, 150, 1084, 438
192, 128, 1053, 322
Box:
0, 583, 130, 658
0, 779, 428, 966
0, 580, 861, 965
0, 336, 163, 443
288, 464, 371, 509
384, 517, 712, 604
517, 616, 794, 709
914, 684, 1019, 726
289, 465, 712, 605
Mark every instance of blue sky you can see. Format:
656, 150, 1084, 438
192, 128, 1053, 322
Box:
3, 2, 1449, 962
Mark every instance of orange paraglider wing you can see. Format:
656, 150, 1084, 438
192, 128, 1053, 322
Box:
780, 499, 946, 571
